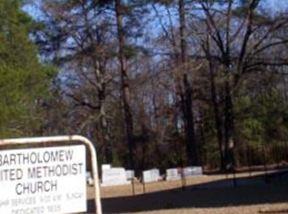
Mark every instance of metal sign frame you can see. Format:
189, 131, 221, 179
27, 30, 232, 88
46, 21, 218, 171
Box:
0, 135, 102, 214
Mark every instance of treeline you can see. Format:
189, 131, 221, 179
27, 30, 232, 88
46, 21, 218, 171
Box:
2, 0, 288, 172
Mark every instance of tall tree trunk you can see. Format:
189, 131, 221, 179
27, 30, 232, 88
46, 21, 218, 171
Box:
97, 62, 113, 164
115, 0, 135, 170
206, 37, 225, 170
223, 1, 236, 170
209, 61, 225, 170
223, 77, 235, 170
178, 0, 198, 165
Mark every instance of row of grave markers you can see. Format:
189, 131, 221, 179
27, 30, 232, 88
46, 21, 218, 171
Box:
99, 164, 203, 186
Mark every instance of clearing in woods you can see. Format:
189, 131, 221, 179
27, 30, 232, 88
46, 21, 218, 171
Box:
87, 170, 288, 213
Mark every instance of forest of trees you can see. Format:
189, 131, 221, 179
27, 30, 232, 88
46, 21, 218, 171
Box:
1, 0, 288, 174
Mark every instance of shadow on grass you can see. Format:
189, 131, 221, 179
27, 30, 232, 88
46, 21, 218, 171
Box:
88, 170, 288, 213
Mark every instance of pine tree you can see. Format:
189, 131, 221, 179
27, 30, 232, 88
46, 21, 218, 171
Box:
0, 0, 53, 137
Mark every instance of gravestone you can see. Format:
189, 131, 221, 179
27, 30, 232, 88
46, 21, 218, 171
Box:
166, 168, 181, 181
102, 164, 111, 171
183, 166, 203, 177
125, 170, 135, 181
142, 169, 160, 183
86, 171, 94, 186
101, 167, 130, 186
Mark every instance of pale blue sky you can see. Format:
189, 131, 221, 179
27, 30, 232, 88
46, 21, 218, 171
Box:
262, 0, 288, 13
23, 0, 288, 20
264, 0, 287, 9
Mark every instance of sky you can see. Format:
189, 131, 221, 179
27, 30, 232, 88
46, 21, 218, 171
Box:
23, 0, 288, 20
264, 0, 287, 11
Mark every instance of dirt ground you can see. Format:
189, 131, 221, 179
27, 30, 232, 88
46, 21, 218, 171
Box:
87, 170, 288, 214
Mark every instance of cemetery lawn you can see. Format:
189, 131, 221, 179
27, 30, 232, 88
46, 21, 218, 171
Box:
87, 170, 288, 213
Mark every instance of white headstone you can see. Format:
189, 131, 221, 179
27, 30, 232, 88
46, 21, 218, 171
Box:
142, 169, 160, 183
183, 166, 203, 177
125, 170, 135, 180
86, 172, 94, 186
166, 168, 181, 181
101, 167, 130, 186
101, 164, 111, 171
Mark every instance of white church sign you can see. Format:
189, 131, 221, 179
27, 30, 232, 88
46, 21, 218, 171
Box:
0, 145, 86, 214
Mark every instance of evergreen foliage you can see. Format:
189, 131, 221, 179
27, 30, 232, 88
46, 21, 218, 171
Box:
0, 0, 53, 137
